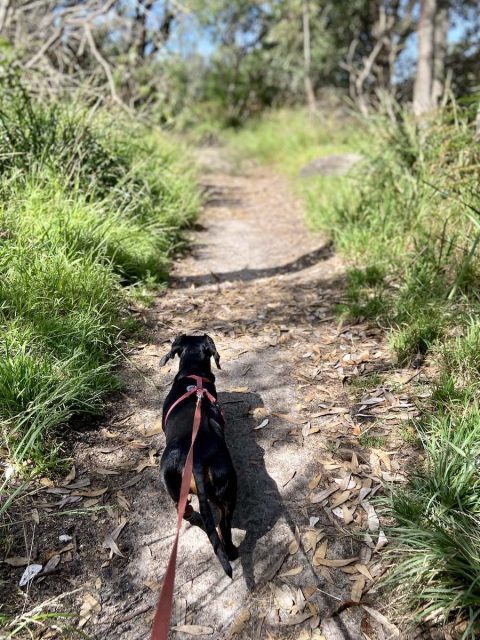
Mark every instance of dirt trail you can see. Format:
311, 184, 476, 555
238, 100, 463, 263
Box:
13, 150, 421, 639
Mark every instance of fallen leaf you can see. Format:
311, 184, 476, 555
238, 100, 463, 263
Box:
78, 593, 101, 628
303, 585, 317, 599
279, 612, 313, 626
134, 450, 157, 473
121, 474, 143, 489
4, 557, 29, 567
116, 491, 131, 511
19, 564, 43, 587
314, 557, 358, 568
171, 625, 213, 636
103, 518, 128, 558
342, 505, 354, 524
272, 584, 295, 612
303, 529, 323, 553
360, 396, 385, 406
362, 502, 380, 531
64, 478, 90, 489
350, 452, 359, 472
73, 487, 108, 498
143, 580, 161, 592
229, 609, 251, 637
45, 487, 70, 495
362, 606, 400, 637
310, 485, 337, 504
308, 474, 322, 490
41, 555, 60, 575
103, 430, 119, 438
61, 466, 76, 486
351, 576, 366, 602
312, 540, 328, 566
93, 468, 119, 476
83, 497, 102, 508
128, 441, 150, 450
39, 477, 54, 487
375, 530, 388, 552
330, 490, 351, 509
138, 420, 163, 437
355, 564, 374, 581
279, 566, 303, 577
289, 529, 300, 555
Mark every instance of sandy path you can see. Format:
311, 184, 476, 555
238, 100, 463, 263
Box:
10, 150, 421, 640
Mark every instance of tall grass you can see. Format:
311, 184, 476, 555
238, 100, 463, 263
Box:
229, 103, 480, 634
0, 83, 198, 511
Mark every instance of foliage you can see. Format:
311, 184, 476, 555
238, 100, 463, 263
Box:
0, 85, 197, 509
229, 102, 480, 633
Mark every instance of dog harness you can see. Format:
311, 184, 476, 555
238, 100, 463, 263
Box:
163, 374, 217, 427
151, 374, 219, 640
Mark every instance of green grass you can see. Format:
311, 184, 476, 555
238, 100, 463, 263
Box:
225, 108, 362, 176
228, 103, 480, 634
0, 83, 198, 523
358, 433, 387, 449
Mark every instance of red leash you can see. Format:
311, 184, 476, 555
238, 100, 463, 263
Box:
150, 375, 215, 640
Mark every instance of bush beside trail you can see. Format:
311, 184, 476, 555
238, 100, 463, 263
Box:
229, 104, 480, 636
0, 84, 198, 519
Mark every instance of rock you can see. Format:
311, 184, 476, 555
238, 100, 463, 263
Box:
299, 153, 362, 178
320, 606, 364, 640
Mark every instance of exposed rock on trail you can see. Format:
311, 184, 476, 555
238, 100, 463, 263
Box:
5, 149, 421, 639
299, 153, 362, 178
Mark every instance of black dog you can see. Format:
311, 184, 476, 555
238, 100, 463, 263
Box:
159, 334, 238, 577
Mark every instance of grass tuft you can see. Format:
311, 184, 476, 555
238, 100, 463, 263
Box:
0, 82, 198, 525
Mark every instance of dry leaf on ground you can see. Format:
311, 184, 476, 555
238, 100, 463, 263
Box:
4, 557, 29, 567
314, 557, 358, 568
279, 566, 303, 577
362, 606, 400, 636
103, 518, 128, 558
228, 609, 251, 637
78, 593, 101, 628
351, 576, 366, 602
19, 564, 43, 587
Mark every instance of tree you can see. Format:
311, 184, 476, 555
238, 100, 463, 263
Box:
413, 0, 450, 116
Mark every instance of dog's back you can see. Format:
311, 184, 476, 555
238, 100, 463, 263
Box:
159, 334, 238, 576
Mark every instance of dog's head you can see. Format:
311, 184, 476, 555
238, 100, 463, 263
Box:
160, 334, 221, 370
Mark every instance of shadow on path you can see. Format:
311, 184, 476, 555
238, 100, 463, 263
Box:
220, 391, 302, 592
170, 243, 334, 289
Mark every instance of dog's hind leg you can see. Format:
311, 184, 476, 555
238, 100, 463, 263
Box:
219, 503, 239, 561
193, 463, 233, 578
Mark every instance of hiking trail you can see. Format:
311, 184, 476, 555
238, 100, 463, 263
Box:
20, 149, 421, 639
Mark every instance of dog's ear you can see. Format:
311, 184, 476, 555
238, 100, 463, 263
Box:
159, 336, 184, 367
204, 334, 221, 369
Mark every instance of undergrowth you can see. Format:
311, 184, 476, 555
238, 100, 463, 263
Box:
229, 103, 480, 635
0, 82, 198, 524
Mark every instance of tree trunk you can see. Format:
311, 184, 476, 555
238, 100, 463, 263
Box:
302, 0, 316, 112
475, 102, 480, 141
134, 0, 154, 60
0, 0, 10, 33
413, 0, 437, 116
431, 0, 449, 105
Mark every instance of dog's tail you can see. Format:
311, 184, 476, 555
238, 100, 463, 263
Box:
193, 462, 233, 578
